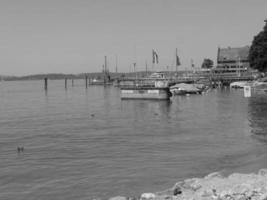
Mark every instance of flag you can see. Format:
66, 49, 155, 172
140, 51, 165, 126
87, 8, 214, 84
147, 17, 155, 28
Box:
176, 48, 181, 66
176, 55, 181, 66
191, 59, 195, 68
152, 50, 155, 64
155, 51, 158, 64
152, 49, 159, 64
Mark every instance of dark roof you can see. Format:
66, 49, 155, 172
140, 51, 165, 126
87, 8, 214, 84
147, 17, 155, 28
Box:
217, 46, 250, 63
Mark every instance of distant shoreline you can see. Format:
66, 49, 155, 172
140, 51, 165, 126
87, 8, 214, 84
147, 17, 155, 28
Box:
0, 71, 150, 81
0, 72, 121, 81
0, 71, 187, 81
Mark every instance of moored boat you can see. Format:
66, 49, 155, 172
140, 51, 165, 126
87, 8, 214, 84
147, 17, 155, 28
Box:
251, 77, 267, 93
170, 83, 204, 95
252, 77, 267, 87
120, 81, 172, 100
89, 78, 112, 86
230, 81, 249, 89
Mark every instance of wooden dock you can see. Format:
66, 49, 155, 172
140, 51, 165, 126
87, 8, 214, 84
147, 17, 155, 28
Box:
116, 72, 256, 86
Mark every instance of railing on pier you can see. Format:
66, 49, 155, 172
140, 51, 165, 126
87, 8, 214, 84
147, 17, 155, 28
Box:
115, 69, 258, 87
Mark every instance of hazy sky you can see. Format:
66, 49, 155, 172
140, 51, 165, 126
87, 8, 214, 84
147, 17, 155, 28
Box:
0, 0, 266, 75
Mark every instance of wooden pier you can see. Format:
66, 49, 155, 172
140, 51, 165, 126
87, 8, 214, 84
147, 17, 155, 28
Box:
116, 72, 256, 86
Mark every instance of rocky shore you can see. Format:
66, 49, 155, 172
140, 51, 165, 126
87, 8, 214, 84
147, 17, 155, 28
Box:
109, 169, 267, 200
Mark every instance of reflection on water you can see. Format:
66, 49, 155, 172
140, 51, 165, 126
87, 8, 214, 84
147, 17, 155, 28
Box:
0, 81, 267, 200
122, 100, 172, 119
248, 95, 267, 142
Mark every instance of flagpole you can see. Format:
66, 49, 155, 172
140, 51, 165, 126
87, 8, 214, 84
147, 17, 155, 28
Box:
115, 55, 118, 73
152, 49, 156, 72
134, 62, 137, 85
176, 48, 178, 74
191, 59, 195, 76
145, 61, 148, 76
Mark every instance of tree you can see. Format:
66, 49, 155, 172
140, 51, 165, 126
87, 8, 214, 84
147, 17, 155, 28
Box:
249, 21, 267, 72
201, 58, 214, 69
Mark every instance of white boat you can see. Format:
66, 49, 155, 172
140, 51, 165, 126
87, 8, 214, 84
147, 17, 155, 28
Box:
89, 56, 112, 86
251, 77, 267, 93
252, 77, 267, 87
89, 78, 111, 85
170, 83, 204, 95
148, 71, 166, 79
121, 81, 172, 100
230, 81, 249, 89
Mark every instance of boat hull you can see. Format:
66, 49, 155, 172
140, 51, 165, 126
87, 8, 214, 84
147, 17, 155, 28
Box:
121, 87, 171, 100
170, 83, 204, 95
230, 81, 249, 89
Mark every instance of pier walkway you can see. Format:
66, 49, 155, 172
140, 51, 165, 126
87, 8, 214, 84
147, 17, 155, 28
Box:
117, 73, 256, 86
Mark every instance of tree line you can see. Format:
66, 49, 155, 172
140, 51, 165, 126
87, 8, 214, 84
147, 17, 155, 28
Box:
249, 20, 267, 73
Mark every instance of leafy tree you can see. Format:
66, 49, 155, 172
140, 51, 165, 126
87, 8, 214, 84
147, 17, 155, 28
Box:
201, 58, 214, 69
249, 21, 267, 72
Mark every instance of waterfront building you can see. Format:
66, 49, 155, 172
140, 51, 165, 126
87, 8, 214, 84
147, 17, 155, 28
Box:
214, 46, 251, 75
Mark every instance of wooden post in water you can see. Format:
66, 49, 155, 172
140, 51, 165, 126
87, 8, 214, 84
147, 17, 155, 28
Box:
104, 56, 107, 86
44, 77, 48, 90
65, 78, 68, 89
85, 75, 88, 88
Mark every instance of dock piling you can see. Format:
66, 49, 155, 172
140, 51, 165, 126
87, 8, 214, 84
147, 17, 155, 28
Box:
85, 76, 88, 88
44, 78, 48, 90
65, 78, 68, 89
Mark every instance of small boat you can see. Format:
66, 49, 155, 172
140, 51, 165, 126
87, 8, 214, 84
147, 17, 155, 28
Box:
120, 81, 172, 100
230, 81, 249, 89
149, 71, 166, 79
251, 77, 267, 93
253, 77, 267, 87
89, 78, 112, 86
170, 83, 203, 95
90, 78, 104, 85
89, 56, 113, 86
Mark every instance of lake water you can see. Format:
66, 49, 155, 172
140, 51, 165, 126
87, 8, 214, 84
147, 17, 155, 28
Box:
0, 80, 267, 200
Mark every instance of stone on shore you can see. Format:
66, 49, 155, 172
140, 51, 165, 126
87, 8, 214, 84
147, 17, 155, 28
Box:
153, 169, 267, 200
140, 193, 156, 200
108, 169, 267, 200
108, 196, 128, 200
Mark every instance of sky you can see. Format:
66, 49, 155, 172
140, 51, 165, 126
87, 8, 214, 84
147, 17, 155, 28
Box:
0, 0, 266, 75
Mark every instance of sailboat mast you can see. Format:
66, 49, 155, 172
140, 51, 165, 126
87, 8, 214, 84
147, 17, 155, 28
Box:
131, 62, 136, 86
152, 50, 154, 72
134, 62, 137, 81
176, 48, 178, 73
237, 56, 241, 76
115, 55, 118, 73
145, 61, 148, 76
104, 56, 107, 85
